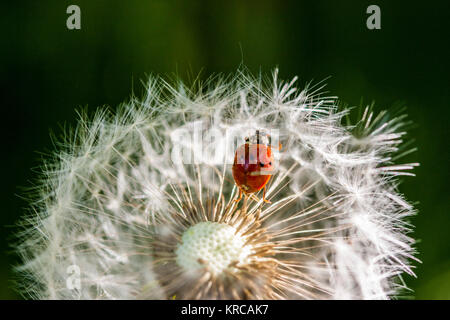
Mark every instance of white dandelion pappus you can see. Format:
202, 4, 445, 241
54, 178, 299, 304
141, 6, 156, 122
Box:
15, 69, 418, 299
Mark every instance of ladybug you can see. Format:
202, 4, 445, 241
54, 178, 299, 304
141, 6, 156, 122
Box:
232, 130, 278, 204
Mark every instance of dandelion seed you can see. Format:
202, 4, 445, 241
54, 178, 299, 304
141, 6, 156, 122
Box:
15, 69, 417, 300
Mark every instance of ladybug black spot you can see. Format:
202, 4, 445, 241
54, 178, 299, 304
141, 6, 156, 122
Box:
259, 162, 265, 167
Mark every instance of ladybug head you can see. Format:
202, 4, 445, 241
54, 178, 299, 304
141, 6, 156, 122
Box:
245, 130, 271, 146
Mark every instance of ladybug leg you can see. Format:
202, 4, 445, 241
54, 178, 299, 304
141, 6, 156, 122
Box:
234, 188, 243, 203
262, 186, 271, 203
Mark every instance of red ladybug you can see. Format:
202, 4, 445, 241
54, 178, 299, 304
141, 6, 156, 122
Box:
232, 130, 277, 203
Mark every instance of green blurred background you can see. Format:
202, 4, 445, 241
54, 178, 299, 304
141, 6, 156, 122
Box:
1, 0, 449, 299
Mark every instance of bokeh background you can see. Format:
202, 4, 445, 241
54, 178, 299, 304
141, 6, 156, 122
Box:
1, 0, 449, 299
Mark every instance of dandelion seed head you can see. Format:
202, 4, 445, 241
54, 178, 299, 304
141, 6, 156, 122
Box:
15, 68, 418, 300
